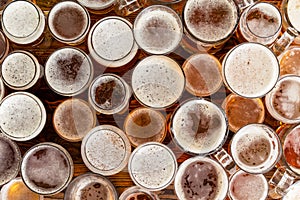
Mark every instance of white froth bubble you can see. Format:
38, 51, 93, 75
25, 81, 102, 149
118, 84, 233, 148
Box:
132, 55, 185, 109
287, 0, 300, 32
128, 142, 177, 191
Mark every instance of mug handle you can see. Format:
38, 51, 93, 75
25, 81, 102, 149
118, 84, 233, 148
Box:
271, 27, 299, 56
212, 148, 237, 175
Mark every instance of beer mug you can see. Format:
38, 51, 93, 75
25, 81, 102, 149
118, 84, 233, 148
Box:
133, 5, 183, 55
265, 75, 300, 124
268, 124, 300, 199
1, 0, 45, 45
48, 1, 91, 45
64, 173, 118, 200
278, 45, 300, 76
181, 0, 239, 53
128, 142, 177, 191
237, 2, 282, 45
222, 42, 280, 98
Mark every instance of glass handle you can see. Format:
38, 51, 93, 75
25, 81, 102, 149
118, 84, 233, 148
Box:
234, 0, 255, 11
212, 148, 237, 175
268, 166, 297, 199
115, 0, 143, 16
271, 27, 299, 56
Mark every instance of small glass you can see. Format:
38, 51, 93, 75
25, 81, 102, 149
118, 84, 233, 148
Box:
21, 142, 74, 196
222, 42, 280, 98
133, 5, 183, 55
88, 16, 138, 68
119, 186, 160, 200
0, 135, 21, 186
48, 1, 90, 45
88, 73, 131, 115
53, 98, 97, 142
128, 142, 177, 191
131, 55, 185, 109
265, 75, 300, 124
64, 173, 118, 200
1, 0, 45, 45
81, 125, 131, 176
0, 92, 47, 141
45, 47, 94, 96
1, 50, 42, 91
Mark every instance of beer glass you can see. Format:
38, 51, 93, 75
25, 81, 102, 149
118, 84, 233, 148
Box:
131, 55, 185, 109
0, 30, 9, 64
279, 45, 300, 76
123, 107, 167, 147
45, 47, 94, 96
1, 50, 42, 91
237, 2, 282, 45
268, 124, 300, 198
174, 156, 229, 200
64, 173, 118, 200
182, 53, 223, 97
81, 125, 131, 176
0, 177, 43, 200
48, 1, 90, 45
88, 16, 138, 68
230, 123, 282, 174
222, 93, 265, 133
1, 0, 45, 45
222, 42, 280, 98
133, 5, 183, 55
228, 170, 268, 200
265, 75, 300, 124
0, 135, 21, 186
21, 142, 74, 195
88, 73, 131, 115
128, 142, 177, 191
119, 186, 160, 200
0, 92, 47, 141
181, 0, 239, 53
53, 98, 96, 142
77, 0, 115, 14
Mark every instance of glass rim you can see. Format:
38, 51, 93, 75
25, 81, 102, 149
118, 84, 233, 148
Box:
21, 142, 74, 196
1, 0, 42, 39
47, 0, 91, 44
128, 142, 178, 191
0, 92, 47, 141
169, 97, 229, 156
182, 0, 240, 45
44, 46, 94, 96
119, 185, 160, 200
222, 42, 280, 98
133, 4, 183, 55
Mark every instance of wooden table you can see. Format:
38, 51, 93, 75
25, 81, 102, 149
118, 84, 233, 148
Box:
5, 0, 287, 199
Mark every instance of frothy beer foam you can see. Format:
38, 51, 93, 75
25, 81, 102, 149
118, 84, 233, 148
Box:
22, 144, 72, 194
184, 0, 238, 42
175, 157, 228, 200
129, 143, 177, 190
223, 43, 279, 98
132, 56, 185, 108
134, 5, 183, 54
171, 99, 227, 155
45, 47, 93, 96
287, 0, 300, 31
0, 93, 44, 140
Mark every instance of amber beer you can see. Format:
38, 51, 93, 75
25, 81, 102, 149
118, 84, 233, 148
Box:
279, 46, 300, 76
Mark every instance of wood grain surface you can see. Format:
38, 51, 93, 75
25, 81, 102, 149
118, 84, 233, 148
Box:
2, 0, 291, 199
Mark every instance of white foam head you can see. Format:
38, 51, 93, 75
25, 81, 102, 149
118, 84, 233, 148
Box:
45, 47, 93, 96
175, 156, 228, 200
134, 5, 183, 54
77, 0, 115, 10
223, 42, 279, 98
1, 0, 45, 44
81, 125, 131, 176
231, 124, 281, 174
132, 55, 185, 108
184, 0, 238, 43
171, 98, 228, 155
21, 143, 73, 195
0, 92, 46, 141
128, 142, 177, 191
287, 0, 300, 32
1, 51, 40, 90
